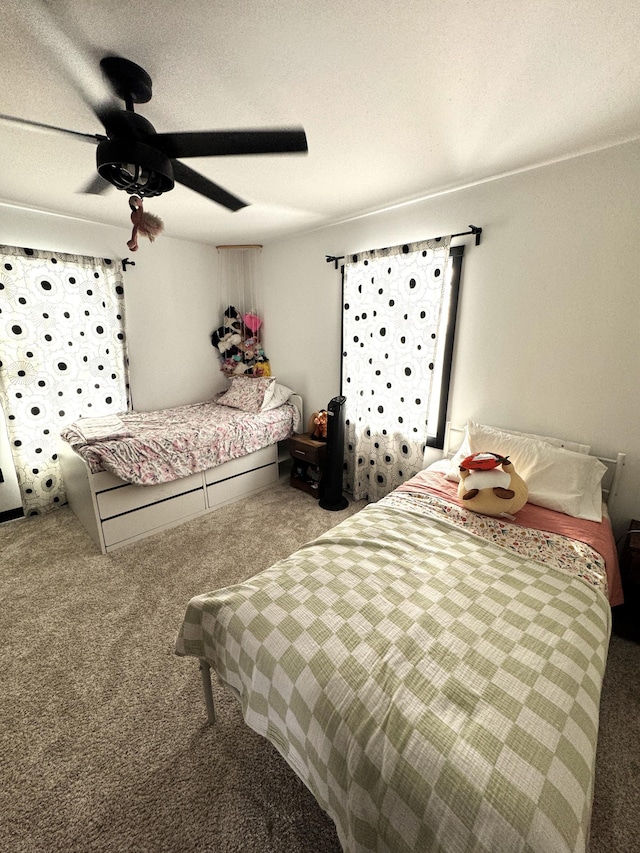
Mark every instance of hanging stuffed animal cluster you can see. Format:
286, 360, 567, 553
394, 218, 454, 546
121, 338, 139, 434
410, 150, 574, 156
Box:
210, 305, 271, 376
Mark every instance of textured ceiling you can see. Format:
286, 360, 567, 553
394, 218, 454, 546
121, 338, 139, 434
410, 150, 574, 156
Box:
3, 0, 640, 246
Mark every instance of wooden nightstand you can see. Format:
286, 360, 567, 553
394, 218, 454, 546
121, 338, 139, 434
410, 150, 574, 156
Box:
613, 519, 640, 642
290, 433, 326, 498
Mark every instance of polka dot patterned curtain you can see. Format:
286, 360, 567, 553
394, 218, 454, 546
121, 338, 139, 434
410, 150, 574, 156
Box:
342, 236, 451, 502
0, 246, 129, 515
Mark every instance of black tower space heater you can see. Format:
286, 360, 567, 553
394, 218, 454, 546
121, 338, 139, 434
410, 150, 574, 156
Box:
319, 395, 349, 511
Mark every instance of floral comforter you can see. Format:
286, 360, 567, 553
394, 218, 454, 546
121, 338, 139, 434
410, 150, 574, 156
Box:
396, 466, 622, 605
60, 399, 299, 486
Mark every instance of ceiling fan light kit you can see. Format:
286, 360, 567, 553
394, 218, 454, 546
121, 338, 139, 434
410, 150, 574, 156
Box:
97, 139, 174, 198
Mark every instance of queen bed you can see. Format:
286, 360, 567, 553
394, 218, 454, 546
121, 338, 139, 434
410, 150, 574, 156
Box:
59, 377, 302, 553
175, 420, 625, 853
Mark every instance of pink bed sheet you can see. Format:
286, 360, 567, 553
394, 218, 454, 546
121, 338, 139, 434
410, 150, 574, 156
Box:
398, 467, 623, 606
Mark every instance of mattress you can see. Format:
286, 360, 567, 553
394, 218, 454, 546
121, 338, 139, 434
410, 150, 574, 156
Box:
60, 398, 299, 486
176, 466, 616, 853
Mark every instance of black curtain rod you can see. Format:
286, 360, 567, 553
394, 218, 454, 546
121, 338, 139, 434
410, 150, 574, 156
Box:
452, 224, 482, 245
325, 224, 482, 268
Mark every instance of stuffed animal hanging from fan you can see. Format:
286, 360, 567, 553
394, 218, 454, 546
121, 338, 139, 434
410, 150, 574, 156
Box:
126, 196, 164, 251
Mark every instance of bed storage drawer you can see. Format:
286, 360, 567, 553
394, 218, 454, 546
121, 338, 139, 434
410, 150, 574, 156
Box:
101, 488, 206, 547
90, 469, 128, 492
61, 438, 283, 553
206, 461, 277, 509
96, 472, 204, 519
205, 444, 277, 486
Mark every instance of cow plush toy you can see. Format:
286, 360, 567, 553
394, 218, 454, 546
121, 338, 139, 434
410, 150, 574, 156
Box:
457, 452, 528, 517
211, 306, 243, 356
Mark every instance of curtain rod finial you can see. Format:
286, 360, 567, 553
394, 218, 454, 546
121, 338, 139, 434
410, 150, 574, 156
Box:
326, 254, 345, 269
469, 225, 482, 246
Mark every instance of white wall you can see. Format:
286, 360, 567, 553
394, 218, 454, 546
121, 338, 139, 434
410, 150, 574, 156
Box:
0, 205, 221, 512
2, 141, 638, 535
261, 141, 640, 535
119, 235, 223, 411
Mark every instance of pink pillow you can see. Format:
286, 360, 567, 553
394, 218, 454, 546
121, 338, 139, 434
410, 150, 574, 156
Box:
217, 375, 275, 413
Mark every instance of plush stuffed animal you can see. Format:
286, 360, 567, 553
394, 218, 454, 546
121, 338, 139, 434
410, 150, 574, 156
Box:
126, 196, 163, 252
457, 452, 528, 517
252, 356, 271, 376
311, 410, 328, 440
211, 306, 242, 351
210, 305, 271, 375
211, 306, 246, 373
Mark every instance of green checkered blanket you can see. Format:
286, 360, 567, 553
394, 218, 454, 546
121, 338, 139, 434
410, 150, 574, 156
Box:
176, 493, 611, 853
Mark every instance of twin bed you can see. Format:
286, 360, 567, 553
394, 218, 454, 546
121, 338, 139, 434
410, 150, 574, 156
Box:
175, 420, 625, 853
60, 400, 626, 851
59, 378, 302, 553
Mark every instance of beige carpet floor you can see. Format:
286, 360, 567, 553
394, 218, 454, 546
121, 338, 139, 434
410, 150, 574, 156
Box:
1, 477, 638, 852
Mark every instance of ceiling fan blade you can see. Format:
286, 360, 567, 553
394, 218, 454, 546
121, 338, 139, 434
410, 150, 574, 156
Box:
7, 0, 118, 121
153, 128, 308, 159
79, 174, 112, 195
171, 160, 248, 211
0, 113, 104, 144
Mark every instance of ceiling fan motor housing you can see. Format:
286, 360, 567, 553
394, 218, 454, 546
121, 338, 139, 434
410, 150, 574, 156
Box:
96, 139, 174, 197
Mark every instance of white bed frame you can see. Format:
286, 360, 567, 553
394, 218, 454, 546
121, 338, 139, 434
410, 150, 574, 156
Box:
59, 394, 302, 554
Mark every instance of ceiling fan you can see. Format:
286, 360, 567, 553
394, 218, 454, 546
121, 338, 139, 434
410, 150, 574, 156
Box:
0, 55, 308, 212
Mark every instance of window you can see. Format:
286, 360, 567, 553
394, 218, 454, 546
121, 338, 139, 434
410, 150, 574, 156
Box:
341, 238, 464, 501
0, 246, 129, 515
425, 245, 463, 448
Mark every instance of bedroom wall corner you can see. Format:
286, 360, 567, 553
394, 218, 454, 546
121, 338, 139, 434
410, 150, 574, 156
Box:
120, 234, 223, 410
259, 140, 640, 535
261, 236, 344, 409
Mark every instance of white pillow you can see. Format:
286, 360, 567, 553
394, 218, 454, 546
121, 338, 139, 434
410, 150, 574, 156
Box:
446, 428, 471, 480
448, 420, 605, 520
217, 375, 275, 413
504, 428, 590, 455
447, 420, 590, 481
261, 381, 294, 411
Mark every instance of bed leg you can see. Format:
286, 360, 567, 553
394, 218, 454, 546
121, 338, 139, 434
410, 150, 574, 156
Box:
199, 659, 216, 725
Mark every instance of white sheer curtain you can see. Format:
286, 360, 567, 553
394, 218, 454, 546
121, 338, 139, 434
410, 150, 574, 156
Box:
0, 246, 129, 515
216, 246, 263, 321
342, 236, 451, 501
214, 246, 271, 376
